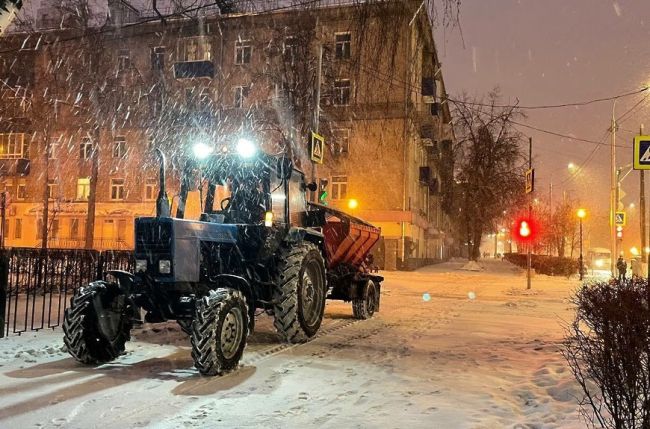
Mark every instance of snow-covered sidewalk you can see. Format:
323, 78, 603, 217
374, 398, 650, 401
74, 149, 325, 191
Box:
0, 260, 582, 428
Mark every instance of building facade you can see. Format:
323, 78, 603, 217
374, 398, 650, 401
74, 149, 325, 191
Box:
0, 0, 455, 269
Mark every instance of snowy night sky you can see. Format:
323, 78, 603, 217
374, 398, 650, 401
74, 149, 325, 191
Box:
436, 0, 650, 246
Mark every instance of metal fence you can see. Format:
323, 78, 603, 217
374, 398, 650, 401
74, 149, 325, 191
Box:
1, 247, 134, 337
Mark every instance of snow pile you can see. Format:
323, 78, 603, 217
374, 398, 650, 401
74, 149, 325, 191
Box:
0, 333, 64, 366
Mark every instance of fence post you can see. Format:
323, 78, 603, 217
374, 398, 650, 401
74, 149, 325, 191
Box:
0, 250, 8, 338
96, 250, 104, 281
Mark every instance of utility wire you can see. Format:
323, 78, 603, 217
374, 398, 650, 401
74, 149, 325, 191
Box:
447, 87, 649, 111
511, 120, 627, 149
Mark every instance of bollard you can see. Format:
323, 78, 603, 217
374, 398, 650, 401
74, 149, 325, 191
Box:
0, 252, 8, 338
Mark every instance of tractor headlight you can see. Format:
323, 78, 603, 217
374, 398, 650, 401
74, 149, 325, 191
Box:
135, 259, 147, 273
236, 138, 257, 159
159, 259, 171, 274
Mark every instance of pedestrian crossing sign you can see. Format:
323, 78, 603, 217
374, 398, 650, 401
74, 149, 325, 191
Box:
633, 135, 650, 170
615, 211, 626, 226
310, 131, 324, 164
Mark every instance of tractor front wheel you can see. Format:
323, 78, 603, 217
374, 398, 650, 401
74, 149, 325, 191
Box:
63, 282, 132, 364
191, 288, 249, 376
273, 242, 327, 343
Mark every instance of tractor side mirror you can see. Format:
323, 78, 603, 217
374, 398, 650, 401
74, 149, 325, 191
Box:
305, 182, 317, 192
276, 156, 293, 179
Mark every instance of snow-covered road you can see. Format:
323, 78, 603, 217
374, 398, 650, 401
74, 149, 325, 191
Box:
0, 260, 583, 428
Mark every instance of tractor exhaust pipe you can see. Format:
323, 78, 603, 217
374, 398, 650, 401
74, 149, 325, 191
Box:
156, 148, 171, 218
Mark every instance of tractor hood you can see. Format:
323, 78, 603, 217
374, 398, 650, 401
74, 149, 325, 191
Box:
135, 217, 238, 282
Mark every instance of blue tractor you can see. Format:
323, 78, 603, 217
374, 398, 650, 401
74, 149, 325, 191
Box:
63, 142, 333, 374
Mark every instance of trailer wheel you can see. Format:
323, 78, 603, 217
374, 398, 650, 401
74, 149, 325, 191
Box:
352, 280, 378, 320
273, 242, 327, 343
191, 288, 249, 376
63, 282, 132, 364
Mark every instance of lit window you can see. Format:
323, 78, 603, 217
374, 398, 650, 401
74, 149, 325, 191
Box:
77, 177, 90, 201
113, 136, 127, 158
178, 37, 211, 62
110, 178, 125, 200
334, 79, 351, 106
332, 128, 350, 154
80, 137, 93, 159
144, 178, 156, 201
331, 176, 348, 200
235, 40, 252, 64
0, 133, 28, 159
234, 86, 250, 108
151, 46, 165, 71
118, 49, 130, 71
335, 33, 351, 59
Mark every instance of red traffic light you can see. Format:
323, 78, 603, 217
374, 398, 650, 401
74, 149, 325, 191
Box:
513, 217, 537, 242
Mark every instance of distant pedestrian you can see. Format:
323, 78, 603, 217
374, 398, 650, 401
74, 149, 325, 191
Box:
616, 256, 627, 282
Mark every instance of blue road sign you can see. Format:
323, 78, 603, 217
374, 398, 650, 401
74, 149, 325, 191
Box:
633, 136, 650, 170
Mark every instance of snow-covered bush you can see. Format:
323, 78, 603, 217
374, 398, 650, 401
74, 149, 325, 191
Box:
503, 253, 577, 277
563, 278, 650, 428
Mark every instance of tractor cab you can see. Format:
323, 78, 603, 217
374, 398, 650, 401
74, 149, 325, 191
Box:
176, 144, 315, 229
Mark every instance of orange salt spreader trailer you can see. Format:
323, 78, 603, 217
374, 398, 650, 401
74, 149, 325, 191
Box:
308, 203, 383, 319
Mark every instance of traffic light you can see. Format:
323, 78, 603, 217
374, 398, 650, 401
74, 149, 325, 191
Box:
513, 217, 536, 243
616, 225, 623, 240
318, 179, 329, 205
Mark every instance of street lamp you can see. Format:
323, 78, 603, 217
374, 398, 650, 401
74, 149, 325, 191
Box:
577, 208, 587, 280
348, 199, 359, 210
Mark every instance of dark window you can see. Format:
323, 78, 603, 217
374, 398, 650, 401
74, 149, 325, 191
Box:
334, 79, 351, 106
234, 86, 250, 108
235, 40, 252, 64
335, 33, 351, 59
17, 183, 26, 199
151, 46, 165, 71
331, 176, 348, 200
118, 49, 130, 71
111, 178, 125, 200
113, 136, 127, 158
80, 138, 93, 159
14, 218, 21, 239
332, 128, 350, 154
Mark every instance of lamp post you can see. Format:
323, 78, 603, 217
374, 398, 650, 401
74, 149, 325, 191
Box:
577, 208, 586, 280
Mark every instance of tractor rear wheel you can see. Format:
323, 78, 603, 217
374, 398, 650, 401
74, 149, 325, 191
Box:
177, 319, 192, 335
273, 242, 327, 343
63, 282, 132, 364
352, 280, 378, 320
191, 288, 249, 376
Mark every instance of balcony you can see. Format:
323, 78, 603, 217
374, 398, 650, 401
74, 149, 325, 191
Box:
173, 61, 214, 79
0, 158, 30, 176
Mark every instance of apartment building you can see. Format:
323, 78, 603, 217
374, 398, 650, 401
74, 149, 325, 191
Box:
0, 0, 455, 269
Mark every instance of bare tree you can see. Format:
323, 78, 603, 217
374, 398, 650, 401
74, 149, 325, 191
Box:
450, 89, 527, 260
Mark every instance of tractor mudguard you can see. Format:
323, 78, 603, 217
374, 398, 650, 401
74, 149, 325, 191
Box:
212, 274, 256, 331
285, 227, 324, 250
104, 270, 135, 293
